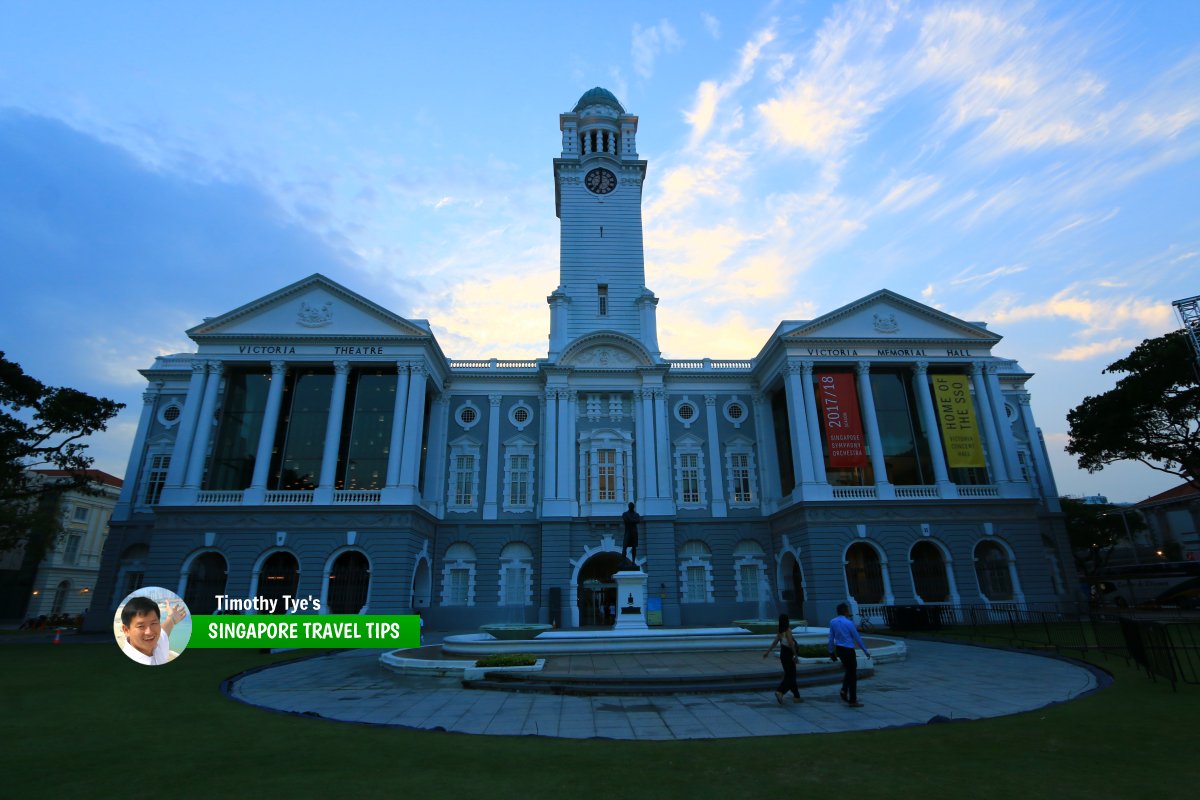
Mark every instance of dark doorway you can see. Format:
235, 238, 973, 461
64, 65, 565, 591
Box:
327, 551, 370, 613
184, 552, 228, 614
577, 552, 624, 627
257, 551, 299, 613
781, 553, 805, 620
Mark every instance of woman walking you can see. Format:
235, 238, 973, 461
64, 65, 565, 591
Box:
762, 613, 803, 704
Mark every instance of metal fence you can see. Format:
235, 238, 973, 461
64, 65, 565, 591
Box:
880, 603, 1200, 690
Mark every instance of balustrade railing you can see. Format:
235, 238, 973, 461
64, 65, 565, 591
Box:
957, 485, 999, 498
195, 490, 244, 505
334, 490, 382, 504
832, 486, 877, 499
265, 490, 314, 504
894, 486, 939, 499
449, 359, 539, 369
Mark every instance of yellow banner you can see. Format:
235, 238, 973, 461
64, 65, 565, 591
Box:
930, 374, 986, 468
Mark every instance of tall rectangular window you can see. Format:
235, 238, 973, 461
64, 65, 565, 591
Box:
340, 370, 395, 490
448, 569, 470, 605
454, 455, 475, 506
731, 453, 753, 502
508, 454, 529, 506
597, 449, 616, 500
143, 455, 170, 505
740, 564, 761, 601
274, 370, 333, 490
206, 368, 270, 490
63, 534, 81, 565
686, 565, 707, 603
598, 284, 608, 316
679, 453, 700, 504
504, 566, 527, 606
72, 506, 89, 522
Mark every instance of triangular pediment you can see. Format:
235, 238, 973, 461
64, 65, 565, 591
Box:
187, 274, 430, 340
783, 290, 1000, 343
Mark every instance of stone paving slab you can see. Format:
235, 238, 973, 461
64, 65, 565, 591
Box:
227, 638, 1102, 740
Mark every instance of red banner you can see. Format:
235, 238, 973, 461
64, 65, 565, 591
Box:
816, 373, 869, 468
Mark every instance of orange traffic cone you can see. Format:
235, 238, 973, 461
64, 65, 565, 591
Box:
52, 628, 62, 644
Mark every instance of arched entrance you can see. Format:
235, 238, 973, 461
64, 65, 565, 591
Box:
183, 552, 228, 614
256, 551, 299, 613
577, 552, 624, 627
411, 557, 431, 609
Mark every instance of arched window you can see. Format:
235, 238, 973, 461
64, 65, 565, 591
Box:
678, 540, 713, 604
845, 543, 884, 604
498, 542, 533, 606
257, 551, 300, 614
733, 540, 767, 602
184, 552, 228, 614
116, 544, 149, 601
974, 541, 1015, 602
327, 551, 371, 613
910, 542, 950, 603
442, 542, 476, 606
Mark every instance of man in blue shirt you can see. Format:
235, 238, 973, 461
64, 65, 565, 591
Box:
828, 602, 872, 707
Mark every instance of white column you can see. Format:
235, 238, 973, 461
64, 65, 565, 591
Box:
1018, 395, 1059, 504
637, 290, 661, 358
565, 390, 578, 508
315, 361, 350, 503
912, 361, 953, 494
856, 361, 893, 497
163, 360, 208, 491
398, 363, 428, 502
640, 389, 658, 497
542, 389, 557, 501
653, 388, 671, 500
799, 361, 827, 484
556, 391, 572, 501
970, 362, 1009, 484
483, 393, 502, 519
384, 361, 410, 488
184, 362, 223, 490
985, 364, 1023, 483
633, 390, 647, 502
752, 392, 781, 507
783, 361, 813, 488
704, 394, 727, 516
424, 395, 449, 513
247, 361, 288, 503
113, 382, 163, 516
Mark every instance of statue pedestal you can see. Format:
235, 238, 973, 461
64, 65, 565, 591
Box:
613, 570, 648, 630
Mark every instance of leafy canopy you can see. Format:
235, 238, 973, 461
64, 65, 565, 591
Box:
1066, 331, 1200, 491
0, 352, 124, 553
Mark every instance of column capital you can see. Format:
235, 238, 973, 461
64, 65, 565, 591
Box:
799, 360, 814, 375
970, 361, 985, 377
984, 362, 1002, 376
632, 389, 643, 401
912, 360, 929, 375
409, 362, 427, 378
142, 382, 163, 404
782, 359, 802, 377
191, 360, 208, 375
855, 360, 871, 376
333, 360, 351, 375
488, 393, 502, 407
751, 392, 767, 406
270, 360, 287, 375
545, 388, 559, 402
207, 361, 224, 376
566, 389, 578, 403
1017, 394, 1032, 407
704, 393, 717, 407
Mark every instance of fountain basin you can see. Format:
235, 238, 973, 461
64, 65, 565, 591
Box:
479, 623, 553, 640
733, 619, 808, 634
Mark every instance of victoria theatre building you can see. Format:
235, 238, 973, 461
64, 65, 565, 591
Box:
91, 89, 1074, 631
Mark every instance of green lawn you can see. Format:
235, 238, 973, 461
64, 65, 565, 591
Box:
0, 640, 1192, 800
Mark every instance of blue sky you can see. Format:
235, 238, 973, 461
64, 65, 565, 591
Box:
0, 0, 1196, 503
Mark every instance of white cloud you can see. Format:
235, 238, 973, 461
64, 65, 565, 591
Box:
949, 264, 1027, 288
877, 174, 942, 213
701, 12, 720, 39
632, 20, 684, 79
1051, 337, 1139, 362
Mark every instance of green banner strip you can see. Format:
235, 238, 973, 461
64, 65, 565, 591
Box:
190, 614, 420, 649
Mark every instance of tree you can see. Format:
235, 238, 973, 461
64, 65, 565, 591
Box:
1066, 330, 1200, 491
1060, 497, 1148, 574
0, 352, 124, 555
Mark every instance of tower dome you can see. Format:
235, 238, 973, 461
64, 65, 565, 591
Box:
573, 87, 625, 114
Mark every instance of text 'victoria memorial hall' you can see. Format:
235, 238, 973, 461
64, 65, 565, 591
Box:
92, 88, 1074, 630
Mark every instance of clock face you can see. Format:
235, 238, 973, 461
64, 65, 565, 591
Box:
584, 168, 617, 195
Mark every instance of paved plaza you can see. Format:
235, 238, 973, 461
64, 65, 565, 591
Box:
227, 638, 1104, 740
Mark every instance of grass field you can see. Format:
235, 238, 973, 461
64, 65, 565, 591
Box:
0, 638, 1193, 800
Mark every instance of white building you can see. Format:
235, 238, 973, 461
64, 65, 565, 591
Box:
90, 88, 1073, 630
0, 469, 121, 621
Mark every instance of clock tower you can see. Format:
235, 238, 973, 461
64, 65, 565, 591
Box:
548, 88, 660, 362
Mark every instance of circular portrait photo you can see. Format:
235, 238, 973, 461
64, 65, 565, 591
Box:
113, 587, 192, 665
